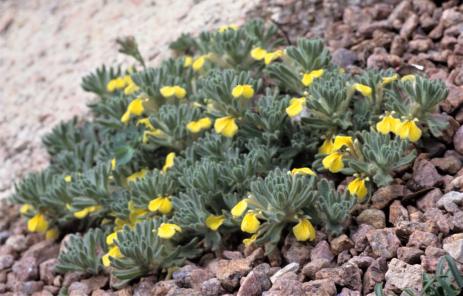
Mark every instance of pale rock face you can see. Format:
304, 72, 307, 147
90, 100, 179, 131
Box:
0, 0, 259, 199
384, 258, 423, 294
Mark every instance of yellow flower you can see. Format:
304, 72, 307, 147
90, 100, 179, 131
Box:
157, 223, 182, 239
218, 24, 239, 32
106, 77, 127, 93
184, 56, 193, 67
396, 119, 422, 142
302, 69, 324, 86
102, 246, 122, 267
106, 231, 119, 245
106, 79, 118, 93
187, 117, 212, 133
243, 233, 258, 247
264, 50, 284, 65
347, 177, 368, 201
231, 199, 248, 218
128, 201, 148, 224
231, 84, 254, 99
64, 175, 72, 182
148, 196, 173, 214
319, 138, 334, 154
401, 74, 416, 82
127, 169, 148, 183
241, 211, 260, 234
121, 97, 145, 124
129, 208, 148, 225
123, 80, 139, 95
286, 97, 306, 118
332, 136, 353, 151
162, 152, 176, 172
250, 47, 267, 60
137, 118, 155, 130
352, 83, 372, 97
214, 116, 238, 138
322, 152, 344, 173
291, 167, 316, 176
192, 55, 207, 72
20, 204, 33, 215
73, 205, 101, 219
45, 228, 59, 240
292, 218, 316, 241
205, 215, 225, 231
143, 129, 166, 143
382, 74, 398, 85
160, 86, 187, 99
376, 113, 401, 135
27, 213, 49, 233
111, 158, 117, 170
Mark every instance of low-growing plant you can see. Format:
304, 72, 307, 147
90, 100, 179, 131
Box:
11, 19, 449, 285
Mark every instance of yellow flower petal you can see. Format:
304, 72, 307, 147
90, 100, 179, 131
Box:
376, 114, 401, 135
396, 119, 422, 142
137, 118, 155, 130
106, 79, 118, 93
250, 47, 267, 61
45, 228, 59, 240
74, 208, 90, 219
319, 138, 334, 154
218, 24, 239, 32
174, 86, 187, 99
121, 97, 144, 123
332, 136, 353, 151
322, 152, 344, 173
382, 74, 398, 85
241, 211, 260, 234
124, 82, 139, 95
187, 117, 212, 133
102, 253, 111, 267
291, 167, 316, 176
160, 86, 176, 98
292, 218, 316, 241
102, 246, 122, 267
353, 83, 372, 97
143, 129, 167, 143
286, 97, 306, 118
184, 56, 193, 68
148, 196, 173, 214
243, 233, 258, 247
106, 232, 119, 245
231, 199, 248, 218
302, 69, 324, 86
161, 86, 186, 99
64, 175, 72, 182
162, 152, 176, 172
192, 56, 206, 72
127, 97, 144, 116
401, 74, 416, 82
231, 85, 254, 99
214, 116, 238, 138
27, 213, 49, 233
127, 169, 148, 183
157, 223, 182, 239
264, 50, 283, 65
20, 204, 33, 215
205, 215, 225, 231
347, 177, 368, 201
111, 158, 117, 170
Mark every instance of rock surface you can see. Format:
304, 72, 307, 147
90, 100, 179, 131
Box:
0, 0, 259, 200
